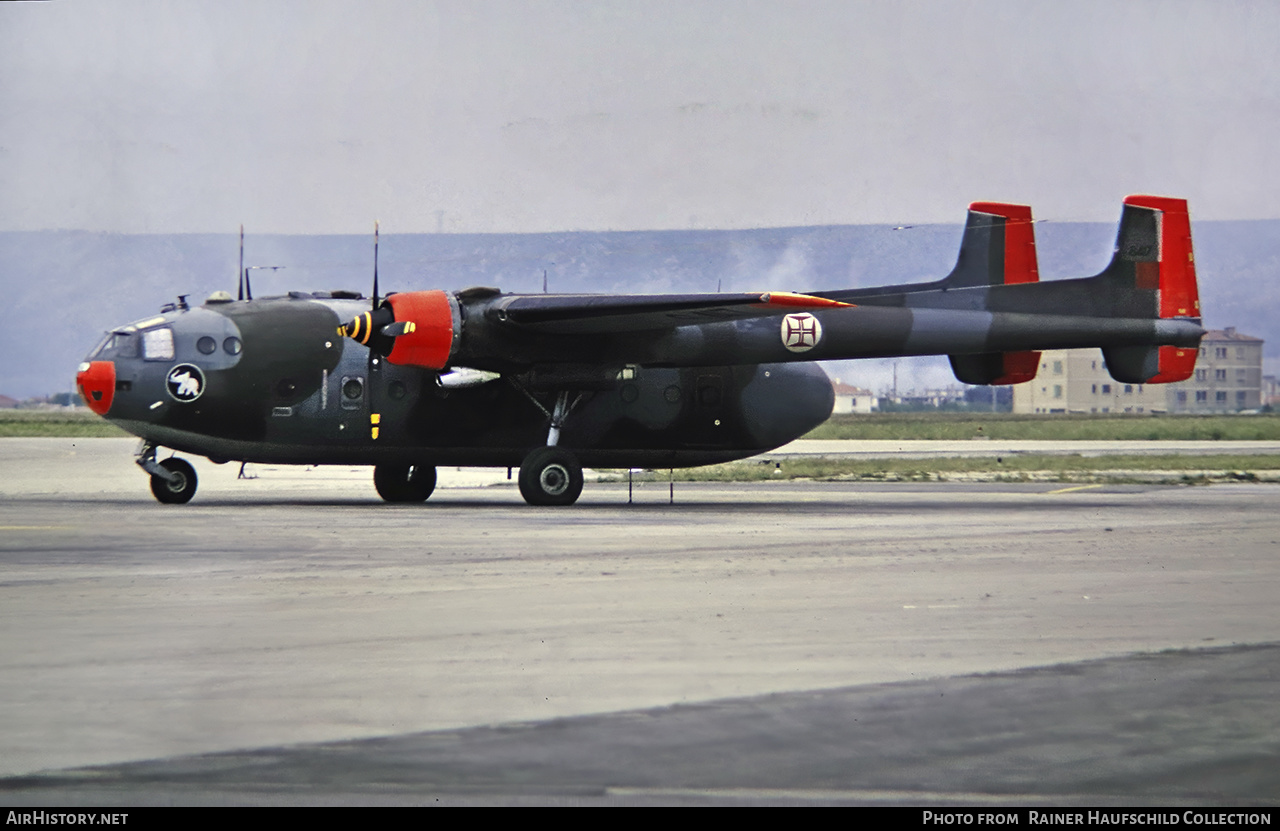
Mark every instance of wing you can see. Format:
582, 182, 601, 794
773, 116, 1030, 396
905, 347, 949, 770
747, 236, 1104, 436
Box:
488, 291, 852, 334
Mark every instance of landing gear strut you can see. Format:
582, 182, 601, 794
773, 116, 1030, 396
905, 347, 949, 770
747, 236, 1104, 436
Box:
513, 386, 587, 506
374, 464, 437, 502
138, 443, 198, 504
518, 446, 583, 506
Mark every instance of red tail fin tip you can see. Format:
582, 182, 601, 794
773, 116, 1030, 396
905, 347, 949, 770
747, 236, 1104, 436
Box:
1122, 195, 1200, 320
969, 202, 1039, 285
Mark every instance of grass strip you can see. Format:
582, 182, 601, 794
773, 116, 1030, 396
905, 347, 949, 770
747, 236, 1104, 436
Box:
0, 411, 131, 437
806, 412, 1280, 441
600, 454, 1280, 485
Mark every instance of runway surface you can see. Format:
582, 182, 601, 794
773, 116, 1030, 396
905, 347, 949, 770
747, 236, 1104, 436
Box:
1, 439, 1278, 805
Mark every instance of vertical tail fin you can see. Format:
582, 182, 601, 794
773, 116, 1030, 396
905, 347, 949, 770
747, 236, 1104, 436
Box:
947, 202, 1042, 384
1100, 195, 1202, 383
944, 202, 1040, 289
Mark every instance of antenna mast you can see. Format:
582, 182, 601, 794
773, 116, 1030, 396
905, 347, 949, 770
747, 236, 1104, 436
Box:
372, 221, 380, 307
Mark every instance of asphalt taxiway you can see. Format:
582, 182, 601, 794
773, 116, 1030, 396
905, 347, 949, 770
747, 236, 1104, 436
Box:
1, 439, 1278, 805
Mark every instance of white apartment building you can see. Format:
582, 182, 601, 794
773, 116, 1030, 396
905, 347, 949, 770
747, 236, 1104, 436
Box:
1011, 328, 1264, 414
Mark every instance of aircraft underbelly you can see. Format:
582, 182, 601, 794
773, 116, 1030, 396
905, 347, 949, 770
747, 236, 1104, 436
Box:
122, 361, 830, 467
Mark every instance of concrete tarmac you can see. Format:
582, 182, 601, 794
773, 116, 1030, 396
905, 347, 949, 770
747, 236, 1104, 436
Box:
1, 439, 1278, 805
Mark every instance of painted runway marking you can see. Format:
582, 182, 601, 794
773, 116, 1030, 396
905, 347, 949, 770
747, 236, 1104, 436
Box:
1044, 484, 1103, 495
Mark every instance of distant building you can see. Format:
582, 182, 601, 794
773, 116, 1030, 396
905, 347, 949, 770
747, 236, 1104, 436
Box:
1011, 327, 1264, 414
1166, 328, 1264, 413
1012, 352, 1165, 414
878, 385, 971, 411
0, 395, 18, 409
830, 380, 877, 414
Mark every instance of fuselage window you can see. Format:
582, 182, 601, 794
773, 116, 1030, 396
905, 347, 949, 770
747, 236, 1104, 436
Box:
142, 328, 174, 361
197, 336, 217, 355
223, 336, 243, 355
343, 378, 364, 400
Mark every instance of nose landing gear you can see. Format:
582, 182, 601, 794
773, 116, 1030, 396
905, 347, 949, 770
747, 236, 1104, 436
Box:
137, 443, 198, 504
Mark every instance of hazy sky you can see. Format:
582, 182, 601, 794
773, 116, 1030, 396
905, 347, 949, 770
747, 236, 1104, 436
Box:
2, 0, 1278, 233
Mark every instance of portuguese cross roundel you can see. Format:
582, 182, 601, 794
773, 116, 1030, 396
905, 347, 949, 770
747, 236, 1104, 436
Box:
781, 313, 822, 353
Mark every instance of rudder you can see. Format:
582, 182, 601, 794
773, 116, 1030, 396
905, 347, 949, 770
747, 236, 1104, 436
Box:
946, 202, 1041, 384
1100, 195, 1201, 383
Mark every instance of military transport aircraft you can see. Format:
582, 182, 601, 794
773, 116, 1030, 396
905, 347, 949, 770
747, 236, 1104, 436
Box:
76, 195, 1202, 506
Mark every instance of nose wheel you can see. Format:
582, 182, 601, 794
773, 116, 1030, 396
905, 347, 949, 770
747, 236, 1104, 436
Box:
149, 457, 198, 504
518, 447, 583, 506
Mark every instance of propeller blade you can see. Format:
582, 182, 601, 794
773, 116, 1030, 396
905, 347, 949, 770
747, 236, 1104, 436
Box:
380, 321, 416, 338
372, 221, 380, 309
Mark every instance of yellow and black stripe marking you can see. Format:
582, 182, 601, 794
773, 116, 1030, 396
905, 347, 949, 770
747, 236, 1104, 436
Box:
343, 311, 375, 344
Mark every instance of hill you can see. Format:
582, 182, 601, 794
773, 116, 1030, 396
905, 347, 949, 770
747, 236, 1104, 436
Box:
2, 220, 1275, 398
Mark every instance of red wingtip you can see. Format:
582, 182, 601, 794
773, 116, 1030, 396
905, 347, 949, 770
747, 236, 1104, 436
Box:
759, 292, 854, 309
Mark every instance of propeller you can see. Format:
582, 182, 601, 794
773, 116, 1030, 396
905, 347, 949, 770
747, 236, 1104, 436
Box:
337, 221, 420, 356
336, 223, 458, 372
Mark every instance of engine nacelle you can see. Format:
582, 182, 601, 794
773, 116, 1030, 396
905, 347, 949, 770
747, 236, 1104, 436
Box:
383, 291, 460, 371
340, 290, 460, 371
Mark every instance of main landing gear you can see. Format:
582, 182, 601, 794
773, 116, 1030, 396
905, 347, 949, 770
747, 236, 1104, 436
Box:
516, 389, 585, 506
137, 443, 198, 504
518, 446, 584, 506
374, 464, 437, 502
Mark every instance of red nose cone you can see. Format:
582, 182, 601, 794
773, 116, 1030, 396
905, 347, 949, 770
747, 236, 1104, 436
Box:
76, 361, 116, 416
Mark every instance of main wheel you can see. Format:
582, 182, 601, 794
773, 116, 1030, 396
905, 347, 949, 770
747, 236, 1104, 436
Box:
518, 447, 584, 506
149, 457, 197, 504
374, 464, 437, 503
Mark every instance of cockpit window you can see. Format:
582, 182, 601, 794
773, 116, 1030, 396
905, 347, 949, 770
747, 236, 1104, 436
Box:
89, 333, 112, 358
93, 332, 139, 359
142, 328, 175, 361
113, 333, 140, 358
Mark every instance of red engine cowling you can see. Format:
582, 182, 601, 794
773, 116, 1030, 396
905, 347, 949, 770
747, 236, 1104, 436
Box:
383, 290, 458, 371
